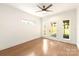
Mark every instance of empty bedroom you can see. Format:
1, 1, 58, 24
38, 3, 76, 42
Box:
0, 3, 79, 56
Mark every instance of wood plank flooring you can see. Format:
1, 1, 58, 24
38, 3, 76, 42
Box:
0, 38, 79, 56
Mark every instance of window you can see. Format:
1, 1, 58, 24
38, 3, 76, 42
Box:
50, 22, 57, 37
63, 20, 69, 39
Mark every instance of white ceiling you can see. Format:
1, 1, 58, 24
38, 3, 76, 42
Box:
9, 3, 79, 17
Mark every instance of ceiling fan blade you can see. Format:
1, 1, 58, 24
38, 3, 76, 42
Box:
45, 4, 52, 10
37, 5, 43, 9
46, 10, 53, 12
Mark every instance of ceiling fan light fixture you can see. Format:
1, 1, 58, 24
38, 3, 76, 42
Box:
37, 3, 53, 12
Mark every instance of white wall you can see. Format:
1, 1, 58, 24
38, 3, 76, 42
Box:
0, 4, 41, 50
42, 9, 77, 44
77, 8, 79, 48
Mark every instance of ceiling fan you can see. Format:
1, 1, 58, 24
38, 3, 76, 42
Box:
37, 4, 53, 12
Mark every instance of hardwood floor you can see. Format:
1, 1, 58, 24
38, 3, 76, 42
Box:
0, 38, 79, 56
